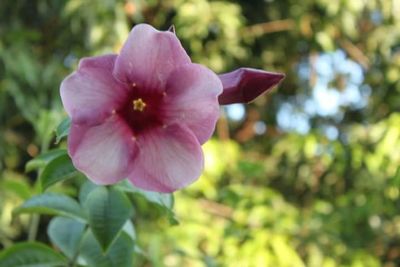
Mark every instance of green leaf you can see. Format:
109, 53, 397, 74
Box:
114, 180, 178, 224
55, 117, 71, 143
166, 210, 179, 226
122, 220, 146, 256
84, 187, 133, 251
14, 193, 86, 222
115, 180, 174, 209
48, 217, 86, 260
40, 154, 77, 191
122, 220, 136, 241
25, 149, 67, 172
79, 180, 99, 204
0, 242, 67, 267
80, 230, 134, 267
1, 178, 32, 200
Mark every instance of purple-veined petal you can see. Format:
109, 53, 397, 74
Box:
218, 68, 285, 105
60, 54, 128, 126
113, 24, 191, 92
68, 115, 138, 185
163, 64, 222, 144
127, 124, 204, 193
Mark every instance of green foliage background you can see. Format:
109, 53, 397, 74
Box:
1, 0, 400, 266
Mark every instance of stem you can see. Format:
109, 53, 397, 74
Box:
27, 214, 40, 241
27, 135, 51, 241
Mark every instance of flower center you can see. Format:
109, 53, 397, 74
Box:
132, 98, 146, 112
117, 84, 165, 135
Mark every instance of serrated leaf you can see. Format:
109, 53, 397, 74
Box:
0, 242, 67, 267
14, 193, 86, 222
40, 154, 77, 191
84, 187, 132, 252
55, 117, 70, 143
80, 230, 134, 267
48, 217, 86, 259
25, 149, 67, 172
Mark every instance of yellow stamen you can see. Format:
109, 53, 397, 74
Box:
132, 98, 146, 112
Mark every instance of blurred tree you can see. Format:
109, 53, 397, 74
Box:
1, 0, 400, 266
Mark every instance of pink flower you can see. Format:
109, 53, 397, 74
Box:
60, 24, 284, 192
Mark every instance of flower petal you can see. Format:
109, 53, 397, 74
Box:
68, 116, 138, 185
218, 68, 285, 105
113, 24, 191, 91
163, 64, 222, 144
60, 54, 128, 126
78, 54, 117, 69
127, 124, 204, 193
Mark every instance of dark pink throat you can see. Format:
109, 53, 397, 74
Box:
117, 84, 165, 135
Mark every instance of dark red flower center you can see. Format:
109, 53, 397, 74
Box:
117, 83, 165, 135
